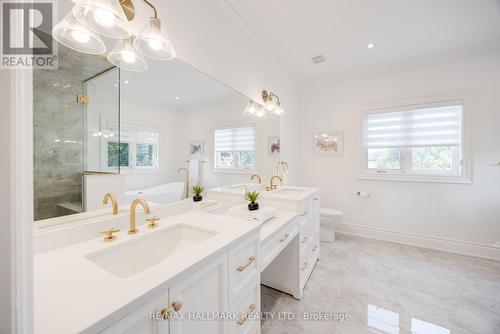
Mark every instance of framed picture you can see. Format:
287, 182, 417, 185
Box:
268, 136, 280, 157
189, 140, 204, 160
313, 131, 344, 157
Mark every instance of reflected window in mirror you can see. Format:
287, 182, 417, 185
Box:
214, 125, 256, 172
113, 123, 160, 170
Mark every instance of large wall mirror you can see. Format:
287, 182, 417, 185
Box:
33, 46, 281, 225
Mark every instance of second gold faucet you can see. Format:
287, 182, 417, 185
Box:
129, 198, 151, 234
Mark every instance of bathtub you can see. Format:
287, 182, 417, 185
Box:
124, 182, 185, 205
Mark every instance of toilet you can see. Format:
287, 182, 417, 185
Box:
320, 208, 343, 242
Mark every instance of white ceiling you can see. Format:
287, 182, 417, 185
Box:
226, 0, 500, 80
121, 59, 246, 108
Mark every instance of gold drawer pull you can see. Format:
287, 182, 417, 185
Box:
237, 303, 256, 325
312, 245, 318, 252
160, 300, 183, 319
301, 236, 308, 244
237, 256, 256, 272
279, 233, 289, 242
301, 262, 308, 270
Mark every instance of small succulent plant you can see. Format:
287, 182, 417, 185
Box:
246, 191, 261, 211
245, 191, 261, 203
192, 185, 205, 196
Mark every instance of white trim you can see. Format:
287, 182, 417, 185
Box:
10, 69, 34, 333
337, 223, 500, 261
357, 94, 473, 184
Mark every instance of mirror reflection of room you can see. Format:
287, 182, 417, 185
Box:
33, 53, 280, 222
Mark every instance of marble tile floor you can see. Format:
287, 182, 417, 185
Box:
261, 234, 500, 334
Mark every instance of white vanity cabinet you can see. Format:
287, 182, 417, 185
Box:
101, 232, 260, 334
261, 190, 320, 298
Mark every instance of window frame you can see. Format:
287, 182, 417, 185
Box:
212, 123, 258, 174
105, 122, 160, 172
358, 97, 472, 184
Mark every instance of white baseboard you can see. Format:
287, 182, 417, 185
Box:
336, 223, 500, 261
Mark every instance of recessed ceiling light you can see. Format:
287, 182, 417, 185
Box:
367, 43, 376, 49
114, 83, 118, 87
175, 96, 179, 100
311, 54, 326, 64
124, 80, 129, 84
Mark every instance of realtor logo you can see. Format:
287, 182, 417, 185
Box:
1, 0, 57, 69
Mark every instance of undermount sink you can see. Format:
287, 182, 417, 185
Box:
226, 183, 265, 192
86, 224, 218, 279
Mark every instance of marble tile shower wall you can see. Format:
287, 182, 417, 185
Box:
33, 47, 85, 221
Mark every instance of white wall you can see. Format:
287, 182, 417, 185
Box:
180, 97, 280, 188
129, 0, 301, 184
0, 70, 12, 334
300, 52, 500, 247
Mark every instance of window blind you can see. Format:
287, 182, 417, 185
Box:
106, 121, 159, 144
214, 126, 255, 151
364, 104, 462, 149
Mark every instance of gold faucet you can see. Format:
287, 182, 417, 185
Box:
129, 198, 151, 234
102, 193, 118, 215
250, 174, 261, 184
268, 175, 283, 191
177, 167, 189, 199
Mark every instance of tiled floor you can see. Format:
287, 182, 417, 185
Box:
261, 234, 500, 334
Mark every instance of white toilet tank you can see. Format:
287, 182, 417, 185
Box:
320, 208, 342, 242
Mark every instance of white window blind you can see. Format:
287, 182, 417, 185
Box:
214, 126, 255, 152
116, 124, 160, 145
364, 104, 462, 149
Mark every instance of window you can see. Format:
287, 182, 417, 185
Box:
362, 101, 468, 182
107, 142, 129, 168
214, 125, 256, 171
106, 123, 159, 170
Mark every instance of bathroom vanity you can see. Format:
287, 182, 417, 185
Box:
207, 185, 321, 299
34, 209, 261, 334
34, 184, 319, 334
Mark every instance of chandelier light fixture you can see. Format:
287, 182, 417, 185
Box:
52, 0, 176, 72
243, 90, 285, 118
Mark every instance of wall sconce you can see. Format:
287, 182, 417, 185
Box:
52, 0, 176, 72
262, 90, 284, 115
244, 100, 267, 118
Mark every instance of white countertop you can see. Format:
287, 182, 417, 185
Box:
208, 185, 319, 203
34, 211, 260, 334
193, 199, 298, 243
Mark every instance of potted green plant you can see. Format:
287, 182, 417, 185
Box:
192, 185, 205, 202
245, 191, 261, 211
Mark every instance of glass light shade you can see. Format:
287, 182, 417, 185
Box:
52, 12, 105, 54
273, 103, 285, 115
255, 106, 269, 119
244, 101, 261, 115
107, 37, 148, 72
72, 0, 130, 39
265, 98, 278, 111
134, 17, 176, 60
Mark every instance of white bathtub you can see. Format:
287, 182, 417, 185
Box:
124, 182, 185, 205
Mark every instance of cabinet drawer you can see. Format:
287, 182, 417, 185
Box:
299, 241, 311, 278
311, 229, 320, 258
229, 232, 260, 303
102, 290, 169, 334
261, 221, 299, 271
299, 217, 310, 251
229, 282, 260, 334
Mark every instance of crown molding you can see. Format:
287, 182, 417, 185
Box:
218, 0, 298, 82
303, 38, 500, 86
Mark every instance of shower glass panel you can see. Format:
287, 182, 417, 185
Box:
33, 45, 120, 221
